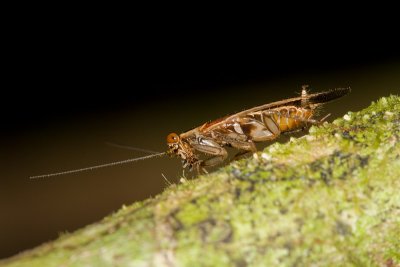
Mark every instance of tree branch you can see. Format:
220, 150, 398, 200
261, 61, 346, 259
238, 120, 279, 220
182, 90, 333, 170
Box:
2, 96, 400, 267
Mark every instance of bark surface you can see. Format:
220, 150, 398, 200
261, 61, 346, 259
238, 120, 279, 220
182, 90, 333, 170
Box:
2, 96, 400, 267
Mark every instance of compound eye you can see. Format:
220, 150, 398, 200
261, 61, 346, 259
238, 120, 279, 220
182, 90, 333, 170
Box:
166, 133, 179, 144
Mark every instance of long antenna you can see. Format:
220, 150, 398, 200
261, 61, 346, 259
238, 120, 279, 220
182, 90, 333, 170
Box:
105, 142, 160, 154
29, 152, 166, 180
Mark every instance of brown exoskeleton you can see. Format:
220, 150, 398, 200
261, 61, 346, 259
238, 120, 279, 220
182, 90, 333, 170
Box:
30, 86, 350, 179
166, 85, 351, 172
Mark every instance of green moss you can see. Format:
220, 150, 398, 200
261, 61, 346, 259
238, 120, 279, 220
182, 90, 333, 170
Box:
1, 95, 399, 267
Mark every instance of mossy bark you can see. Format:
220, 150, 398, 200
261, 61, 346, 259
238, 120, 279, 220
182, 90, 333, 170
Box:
2, 96, 400, 267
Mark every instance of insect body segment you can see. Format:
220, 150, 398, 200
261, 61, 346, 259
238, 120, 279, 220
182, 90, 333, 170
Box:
167, 86, 350, 171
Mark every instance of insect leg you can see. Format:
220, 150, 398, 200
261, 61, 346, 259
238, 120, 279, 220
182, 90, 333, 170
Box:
211, 132, 257, 161
229, 139, 257, 152
281, 127, 306, 135
229, 139, 257, 161
191, 137, 228, 167
319, 113, 331, 123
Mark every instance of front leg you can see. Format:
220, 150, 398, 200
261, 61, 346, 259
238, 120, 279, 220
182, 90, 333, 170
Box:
191, 137, 228, 168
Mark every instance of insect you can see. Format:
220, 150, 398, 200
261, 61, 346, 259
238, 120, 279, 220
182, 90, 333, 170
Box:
30, 85, 350, 179
166, 85, 351, 172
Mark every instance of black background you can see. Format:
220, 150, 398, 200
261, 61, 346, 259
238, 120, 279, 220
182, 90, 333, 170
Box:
3, 17, 398, 134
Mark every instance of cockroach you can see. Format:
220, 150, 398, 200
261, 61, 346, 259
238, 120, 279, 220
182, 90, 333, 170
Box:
30, 85, 350, 179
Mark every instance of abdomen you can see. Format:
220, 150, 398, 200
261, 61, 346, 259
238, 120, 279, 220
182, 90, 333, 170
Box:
271, 106, 313, 132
